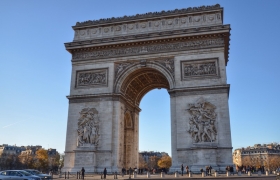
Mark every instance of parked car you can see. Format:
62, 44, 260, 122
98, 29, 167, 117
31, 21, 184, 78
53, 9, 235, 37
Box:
0, 170, 41, 180
24, 169, 52, 179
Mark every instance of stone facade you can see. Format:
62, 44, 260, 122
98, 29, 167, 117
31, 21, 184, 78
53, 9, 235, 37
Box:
233, 143, 280, 170
63, 4, 232, 173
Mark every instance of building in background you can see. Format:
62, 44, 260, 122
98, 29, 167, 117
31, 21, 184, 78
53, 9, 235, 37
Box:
139, 151, 169, 163
233, 143, 280, 170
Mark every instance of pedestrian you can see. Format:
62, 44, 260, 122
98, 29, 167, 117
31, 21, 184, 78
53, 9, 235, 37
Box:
129, 167, 132, 177
81, 167, 85, 179
209, 165, 212, 176
181, 164, 184, 176
185, 166, 189, 175
122, 167, 126, 177
103, 168, 107, 179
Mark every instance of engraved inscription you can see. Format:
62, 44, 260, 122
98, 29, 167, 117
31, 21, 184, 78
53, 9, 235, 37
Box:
76, 69, 107, 87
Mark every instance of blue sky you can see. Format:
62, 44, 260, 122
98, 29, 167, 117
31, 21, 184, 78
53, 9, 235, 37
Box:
0, 0, 279, 156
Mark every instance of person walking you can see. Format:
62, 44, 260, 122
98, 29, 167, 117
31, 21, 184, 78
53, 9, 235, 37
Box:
185, 166, 189, 175
181, 164, 184, 176
103, 168, 107, 179
81, 167, 85, 179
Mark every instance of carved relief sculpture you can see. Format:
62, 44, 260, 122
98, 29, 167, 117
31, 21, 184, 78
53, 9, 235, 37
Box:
182, 59, 218, 80
187, 98, 217, 143
77, 108, 100, 149
76, 69, 107, 87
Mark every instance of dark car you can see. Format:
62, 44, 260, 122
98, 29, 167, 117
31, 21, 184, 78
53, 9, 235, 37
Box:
24, 169, 52, 179
0, 170, 41, 180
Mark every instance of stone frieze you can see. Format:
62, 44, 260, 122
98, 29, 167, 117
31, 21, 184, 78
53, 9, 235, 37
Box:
72, 37, 224, 61
76, 69, 107, 87
181, 59, 219, 80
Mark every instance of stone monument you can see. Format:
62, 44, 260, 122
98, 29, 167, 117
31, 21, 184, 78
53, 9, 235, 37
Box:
63, 4, 232, 172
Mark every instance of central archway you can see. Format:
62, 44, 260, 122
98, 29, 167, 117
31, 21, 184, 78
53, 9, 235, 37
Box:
114, 62, 174, 169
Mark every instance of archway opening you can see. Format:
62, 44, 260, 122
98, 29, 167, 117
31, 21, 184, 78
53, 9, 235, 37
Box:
139, 88, 171, 169
119, 67, 172, 170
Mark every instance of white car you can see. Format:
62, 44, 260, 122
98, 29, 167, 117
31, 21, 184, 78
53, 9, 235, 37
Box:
0, 170, 41, 180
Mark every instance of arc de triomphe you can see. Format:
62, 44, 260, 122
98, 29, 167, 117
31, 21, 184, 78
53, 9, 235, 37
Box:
63, 4, 232, 172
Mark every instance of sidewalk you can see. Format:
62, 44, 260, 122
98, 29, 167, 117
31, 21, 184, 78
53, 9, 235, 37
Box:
53, 173, 277, 180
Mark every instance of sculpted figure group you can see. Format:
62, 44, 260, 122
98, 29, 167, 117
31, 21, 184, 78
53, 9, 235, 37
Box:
188, 98, 217, 143
77, 108, 100, 148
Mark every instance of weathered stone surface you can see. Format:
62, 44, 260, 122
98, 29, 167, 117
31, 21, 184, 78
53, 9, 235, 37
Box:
63, 4, 232, 173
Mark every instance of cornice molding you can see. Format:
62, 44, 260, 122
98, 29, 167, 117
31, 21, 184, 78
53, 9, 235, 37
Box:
65, 24, 230, 48
70, 33, 229, 64
74, 4, 222, 27
168, 84, 230, 97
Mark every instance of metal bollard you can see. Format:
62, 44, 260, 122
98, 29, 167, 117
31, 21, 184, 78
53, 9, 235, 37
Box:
248, 171, 252, 176
133, 172, 137, 178
266, 171, 269, 176
226, 171, 230, 177
147, 172, 150, 178
101, 174, 103, 179
68, 172, 69, 179
189, 172, 192, 177
161, 172, 165, 178
214, 171, 218, 177
77, 172, 78, 179
175, 171, 178, 178
258, 171, 261, 176
238, 171, 241, 176
201, 172, 205, 177
65, 172, 66, 179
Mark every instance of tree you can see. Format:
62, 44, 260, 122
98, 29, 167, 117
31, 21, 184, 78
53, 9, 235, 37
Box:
59, 154, 64, 171
148, 156, 160, 169
157, 155, 172, 169
138, 154, 147, 169
36, 148, 49, 172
